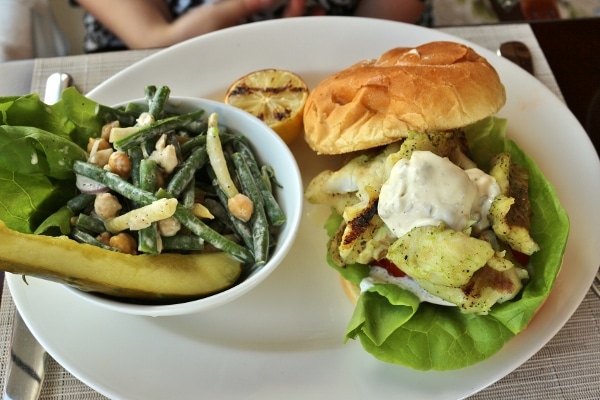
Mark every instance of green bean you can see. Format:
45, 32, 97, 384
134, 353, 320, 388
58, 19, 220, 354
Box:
113, 109, 205, 151
234, 141, 286, 226
149, 85, 170, 120
128, 147, 143, 188
262, 165, 283, 189
154, 187, 170, 200
208, 171, 254, 252
72, 161, 253, 263
70, 227, 115, 252
217, 187, 254, 251
67, 193, 95, 214
232, 152, 269, 266
139, 159, 158, 192
161, 234, 204, 251
138, 159, 160, 254
144, 85, 157, 103
181, 177, 196, 208
203, 198, 234, 231
180, 131, 241, 156
206, 113, 238, 198
139, 224, 162, 254
72, 161, 156, 202
95, 104, 138, 127
180, 133, 207, 155
76, 213, 106, 234
166, 146, 208, 197
182, 120, 210, 136
172, 206, 253, 263
123, 102, 148, 116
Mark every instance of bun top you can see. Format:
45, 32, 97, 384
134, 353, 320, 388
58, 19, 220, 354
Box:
303, 41, 506, 155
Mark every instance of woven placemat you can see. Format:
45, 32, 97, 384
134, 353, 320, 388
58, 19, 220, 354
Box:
1, 24, 598, 399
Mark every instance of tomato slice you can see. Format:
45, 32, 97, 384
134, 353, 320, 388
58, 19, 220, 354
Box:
511, 249, 530, 266
371, 258, 406, 277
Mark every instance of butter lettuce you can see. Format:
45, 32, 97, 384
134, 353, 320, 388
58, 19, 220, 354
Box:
0, 89, 115, 234
326, 117, 570, 371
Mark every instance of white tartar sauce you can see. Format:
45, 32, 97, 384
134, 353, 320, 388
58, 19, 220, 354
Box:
360, 266, 455, 306
378, 150, 500, 238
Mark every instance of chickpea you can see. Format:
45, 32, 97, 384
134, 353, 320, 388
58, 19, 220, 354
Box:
88, 148, 113, 168
109, 232, 137, 255
227, 193, 254, 222
87, 137, 111, 154
94, 193, 122, 220
96, 232, 111, 246
101, 121, 120, 141
108, 151, 132, 179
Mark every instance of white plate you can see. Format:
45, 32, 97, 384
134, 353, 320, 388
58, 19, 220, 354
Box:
9, 17, 600, 400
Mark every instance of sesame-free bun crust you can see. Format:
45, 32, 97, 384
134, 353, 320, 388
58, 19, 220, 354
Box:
303, 41, 506, 154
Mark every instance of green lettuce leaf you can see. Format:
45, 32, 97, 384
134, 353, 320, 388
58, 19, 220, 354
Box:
0, 170, 78, 234
359, 304, 515, 370
34, 205, 74, 236
465, 120, 570, 334
328, 117, 569, 371
0, 125, 87, 179
346, 284, 420, 346
0, 89, 107, 234
1, 89, 107, 149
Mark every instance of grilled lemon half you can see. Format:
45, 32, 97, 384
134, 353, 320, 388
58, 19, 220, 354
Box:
225, 69, 309, 144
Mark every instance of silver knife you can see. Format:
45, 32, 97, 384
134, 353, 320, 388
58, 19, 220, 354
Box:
4, 72, 72, 400
4, 312, 49, 400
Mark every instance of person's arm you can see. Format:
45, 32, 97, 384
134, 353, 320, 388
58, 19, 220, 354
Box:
354, 0, 425, 23
76, 0, 301, 49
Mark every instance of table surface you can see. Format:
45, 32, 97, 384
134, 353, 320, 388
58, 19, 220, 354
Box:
530, 18, 600, 152
0, 19, 599, 400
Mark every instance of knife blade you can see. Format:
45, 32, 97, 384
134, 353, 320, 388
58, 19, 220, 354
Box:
4, 73, 72, 400
3, 312, 48, 400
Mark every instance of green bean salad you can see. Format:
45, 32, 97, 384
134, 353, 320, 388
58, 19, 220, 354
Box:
70, 85, 286, 268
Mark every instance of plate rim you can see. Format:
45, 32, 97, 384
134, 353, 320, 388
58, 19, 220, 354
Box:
8, 16, 600, 400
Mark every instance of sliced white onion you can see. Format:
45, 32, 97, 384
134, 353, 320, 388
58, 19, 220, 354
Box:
76, 174, 109, 194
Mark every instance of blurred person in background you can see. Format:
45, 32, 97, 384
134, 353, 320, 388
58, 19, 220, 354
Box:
72, 0, 430, 53
0, 0, 67, 61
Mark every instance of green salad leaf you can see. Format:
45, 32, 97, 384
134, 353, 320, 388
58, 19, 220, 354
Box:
1, 89, 106, 148
326, 117, 570, 371
0, 89, 108, 234
0, 125, 87, 179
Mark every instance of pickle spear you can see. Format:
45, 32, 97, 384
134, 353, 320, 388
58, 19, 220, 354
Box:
0, 221, 242, 302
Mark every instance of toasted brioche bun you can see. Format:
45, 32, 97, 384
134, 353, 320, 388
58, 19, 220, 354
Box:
303, 41, 506, 154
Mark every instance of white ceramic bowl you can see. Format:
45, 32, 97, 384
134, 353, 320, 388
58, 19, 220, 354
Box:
66, 97, 303, 316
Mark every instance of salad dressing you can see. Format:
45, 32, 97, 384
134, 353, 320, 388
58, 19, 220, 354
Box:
378, 151, 500, 239
361, 266, 456, 306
